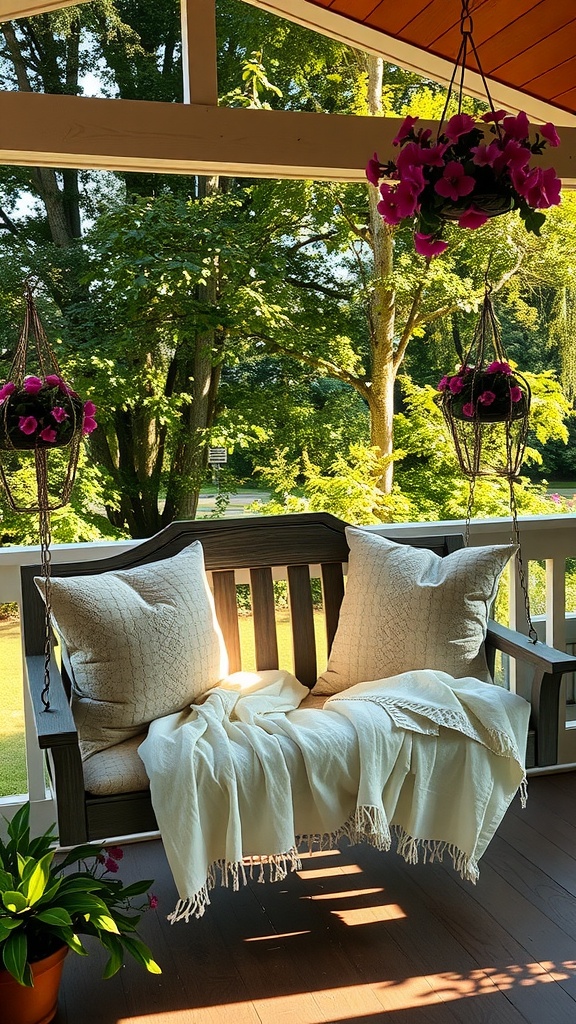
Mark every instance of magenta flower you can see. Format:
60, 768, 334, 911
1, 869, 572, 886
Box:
444, 113, 476, 141
510, 386, 523, 403
39, 426, 57, 443
437, 375, 449, 391
366, 152, 381, 187
485, 361, 512, 374
471, 141, 501, 168
481, 109, 507, 124
83, 416, 97, 435
18, 415, 38, 435
108, 845, 124, 861
448, 375, 465, 394
377, 184, 404, 225
502, 111, 530, 140
419, 142, 449, 167
23, 375, 43, 395
435, 161, 475, 201
0, 381, 15, 402
541, 122, 561, 147
45, 374, 63, 387
462, 402, 476, 418
396, 141, 427, 172
83, 400, 97, 417
520, 166, 562, 209
478, 390, 496, 406
413, 233, 448, 257
392, 115, 418, 146
496, 139, 531, 173
51, 406, 69, 423
401, 163, 426, 196
458, 206, 490, 230
148, 893, 159, 910
104, 856, 119, 873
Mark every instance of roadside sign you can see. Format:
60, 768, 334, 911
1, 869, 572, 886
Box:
208, 447, 228, 465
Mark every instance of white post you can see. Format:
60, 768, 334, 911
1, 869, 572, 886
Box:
180, 0, 218, 105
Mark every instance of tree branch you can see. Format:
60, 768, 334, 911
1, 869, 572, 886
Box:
258, 334, 371, 400
284, 276, 351, 300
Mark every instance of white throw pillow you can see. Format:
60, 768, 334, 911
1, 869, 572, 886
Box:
35, 541, 228, 758
314, 527, 515, 695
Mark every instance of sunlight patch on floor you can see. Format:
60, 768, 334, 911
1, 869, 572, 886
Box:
296, 863, 363, 879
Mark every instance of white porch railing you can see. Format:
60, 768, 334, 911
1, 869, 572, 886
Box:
1, 513, 575, 825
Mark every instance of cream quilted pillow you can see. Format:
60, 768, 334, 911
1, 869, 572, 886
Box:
314, 527, 516, 695
35, 541, 228, 758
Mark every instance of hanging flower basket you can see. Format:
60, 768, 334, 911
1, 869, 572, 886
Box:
0, 376, 91, 452
438, 363, 530, 423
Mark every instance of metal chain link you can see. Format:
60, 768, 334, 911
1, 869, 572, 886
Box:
36, 449, 53, 710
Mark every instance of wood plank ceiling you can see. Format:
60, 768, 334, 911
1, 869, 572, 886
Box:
305, 0, 576, 119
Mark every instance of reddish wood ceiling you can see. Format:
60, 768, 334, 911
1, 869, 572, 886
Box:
305, 0, 576, 117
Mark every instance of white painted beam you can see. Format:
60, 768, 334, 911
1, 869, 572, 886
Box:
0, 91, 573, 185
181, 0, 218, 105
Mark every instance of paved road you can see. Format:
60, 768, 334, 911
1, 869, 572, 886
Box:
196, 490, 270, 518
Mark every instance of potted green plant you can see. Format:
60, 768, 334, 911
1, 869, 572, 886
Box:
0, 803, 161, 1024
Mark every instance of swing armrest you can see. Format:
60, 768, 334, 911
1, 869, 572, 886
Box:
486, 619, 576, 766
26, 654, 78, 747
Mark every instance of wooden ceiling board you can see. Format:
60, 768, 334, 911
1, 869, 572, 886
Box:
529, 57, 576, 98
492, 27, 576, 81
473, 6, 575, 65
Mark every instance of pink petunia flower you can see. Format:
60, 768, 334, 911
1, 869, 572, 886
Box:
401, 163, 426, 196
39, 426, 57, 443
104, 856, 119, 873
540, 122, 561, 147
0, 381, 15, 402
23, 375, 43, 395
83, 416, 97, 435
435, 161, 475, 201
448, 375, 465, 394
45, 374, 64, 388
392, 115, 418, 146
462, 402, 476, 418
419, 142, 449, 167
497, 139, 531, 172
51, 406, 69, 423
148, 893, 159, 910
413, 232, 448, 257
481, 109, 507, 124
396, 141, 428, 172
108, 846, 124, 861
444, 113, 476, 141
365, 152, 381, 186
471, 141, 501, 168
510, 386, 523, 402
502, 111, 530, 140
522, 166, 562, 209
437, 375, 450, 391
458, 206, 490, 230
486, 361, 512, 374
478, 390, 496, 406
83, 400, 97, 417
18, 415, 38, 435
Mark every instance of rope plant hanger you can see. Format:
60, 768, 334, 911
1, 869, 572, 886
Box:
437, 284, 537, 642
0, 281, 98, 708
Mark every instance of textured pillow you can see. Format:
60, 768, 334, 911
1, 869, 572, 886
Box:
35, 541, 228, 758
314, 527, 516, 695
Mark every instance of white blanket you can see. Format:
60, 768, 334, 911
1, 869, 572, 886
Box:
138, 668, 530, 922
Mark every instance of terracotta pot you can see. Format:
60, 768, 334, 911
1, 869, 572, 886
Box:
0, 946, 67, 1024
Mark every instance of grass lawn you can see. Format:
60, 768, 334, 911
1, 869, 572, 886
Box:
0, 619, 27, 798
0, 611, 328, 799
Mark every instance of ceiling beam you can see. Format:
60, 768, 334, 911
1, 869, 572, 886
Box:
0, 91, 573, 186
242, 0, 576, 128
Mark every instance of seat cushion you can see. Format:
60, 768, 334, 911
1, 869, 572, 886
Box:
35, 541, 229, 758
83, 733, 150, 796
314, 527, 515, 695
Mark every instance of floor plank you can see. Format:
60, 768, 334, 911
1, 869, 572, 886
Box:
54, 771, 576, 1024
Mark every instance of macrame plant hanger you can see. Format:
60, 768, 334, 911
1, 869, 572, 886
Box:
0, 281, 85, 708
439, 282, 538, 644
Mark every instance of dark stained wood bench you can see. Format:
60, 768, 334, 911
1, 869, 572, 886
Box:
20, 512, 576, 846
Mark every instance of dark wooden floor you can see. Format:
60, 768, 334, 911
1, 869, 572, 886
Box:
55, 771, 576, 1024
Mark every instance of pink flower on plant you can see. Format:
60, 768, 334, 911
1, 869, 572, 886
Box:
39, 426, 57, 443
366, 152, 381, 187
108, 846, 124, 861
486, 361, 512, 374
444, 113, 476, 141
510, 386, 523, 403
392, 115, 418, 146
462, 402, 476, 418
448, 375, 465, 394
18, 415, 38, 435
378, 181, 420, 224
413, 233, 448, 257
84, 401, 97, 417
51, 406, 68, 423
104, 856, 119, 873
148, 893, 159, 910
458, 206, 490, 230
401, 163, 426, 196
44, 374, 71, 393
23, 375, 43, 395
396, 141, 428, 172
481, 109, 507, 124
0, 381, 15, 402
502, 111, 530, 140
541, 122, 561, 147
437, 375, 450, 391
520, 166, 562, 209
83, 416, 97, 435
435, 161, 475, 201
419, 142, 449, 167
478, 390, 496, 406
471, 141, 501, 168
496, 139, 531, 173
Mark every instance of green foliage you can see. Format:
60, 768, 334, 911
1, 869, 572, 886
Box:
0, 803, 160, 986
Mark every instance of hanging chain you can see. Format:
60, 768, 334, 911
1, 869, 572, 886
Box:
506, 427, 538, 643
464, 472, 476, 547
36, 449, 53, 709
438, 0, 504, 142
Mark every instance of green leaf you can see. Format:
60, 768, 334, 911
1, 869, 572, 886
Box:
89, 912, 120, 934
2, 890, 28, 913
22, 851, 55, 905
56, 928, 89, 956
2, 930, 29, 985
57, 844, 104, 870
35, 907, 73, 927
0, 917, 22, 941
99, 933, 124, 979
121, 935, 162, 975
0, 868, 15, 889
117, 879, 154, 899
